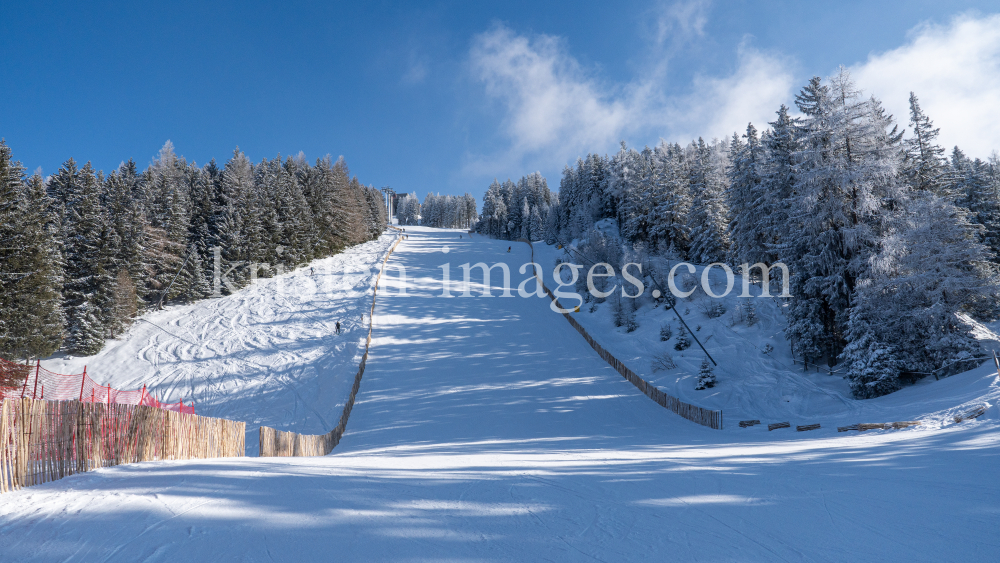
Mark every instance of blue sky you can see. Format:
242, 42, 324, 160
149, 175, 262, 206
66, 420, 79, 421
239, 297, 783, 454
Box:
2, 1, 999, 201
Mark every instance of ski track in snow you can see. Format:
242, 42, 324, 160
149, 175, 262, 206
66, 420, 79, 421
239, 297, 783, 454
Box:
35, 232, 398, 455
0, 227, 997, 562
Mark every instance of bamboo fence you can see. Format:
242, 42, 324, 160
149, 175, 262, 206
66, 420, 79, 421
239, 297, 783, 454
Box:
519, 239, 723, 430
259, 231, 403, 457
0, 355, 194, 414
0, 397, 245, 494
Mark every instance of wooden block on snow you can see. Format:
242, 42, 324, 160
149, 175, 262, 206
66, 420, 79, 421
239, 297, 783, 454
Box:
954, 406, 987, 423
796, 423, 821, 432
767, 422, 790, 431
739, 420, 760, 428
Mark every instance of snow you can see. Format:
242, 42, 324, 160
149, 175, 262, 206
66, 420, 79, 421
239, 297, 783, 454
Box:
39, 232, 399, 455
534, 240, 1000, 431
1, 227, 998, 561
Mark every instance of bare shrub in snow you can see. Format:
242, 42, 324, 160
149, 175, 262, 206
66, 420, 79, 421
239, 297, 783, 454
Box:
652, 352, 676, 372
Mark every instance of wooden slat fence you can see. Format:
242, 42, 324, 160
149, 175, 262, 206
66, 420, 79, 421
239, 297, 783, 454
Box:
259, 231, 403, 456
518, 239, 723, 430
0, 397, 245, 494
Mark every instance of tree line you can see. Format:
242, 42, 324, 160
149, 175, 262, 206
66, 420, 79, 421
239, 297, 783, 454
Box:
480, 68, 1000, 398
476, 172, 556, 241
396, 192, 478, 228
0, 140, 388, 360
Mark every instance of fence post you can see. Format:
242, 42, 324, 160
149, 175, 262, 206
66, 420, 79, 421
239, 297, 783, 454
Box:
31, 360, 40, 399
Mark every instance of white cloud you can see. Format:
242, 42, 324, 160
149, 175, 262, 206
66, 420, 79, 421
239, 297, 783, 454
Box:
851, 13, 1000, 158
656, 0, 711, 46
672, 42, 795, 142
468, 25, 641, 167
466, 24, 794, 175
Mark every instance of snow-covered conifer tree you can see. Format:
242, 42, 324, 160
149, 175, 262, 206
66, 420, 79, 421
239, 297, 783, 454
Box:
0, 144, 65, 359
783, 70, 905, 366
687, 138, 730, 263
63, 162, 116, 354
902, 92, 948, 196
726, 125, 767, 266
696, 358, 716, 389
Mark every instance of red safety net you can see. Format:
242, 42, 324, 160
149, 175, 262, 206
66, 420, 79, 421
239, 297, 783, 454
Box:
0, 357, 194, 414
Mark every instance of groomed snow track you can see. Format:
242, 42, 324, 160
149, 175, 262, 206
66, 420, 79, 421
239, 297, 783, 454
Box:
0, 227, 997, 562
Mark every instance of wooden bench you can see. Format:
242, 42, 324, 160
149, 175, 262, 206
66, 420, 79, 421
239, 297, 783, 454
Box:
796, 423, 820, 432
768, 422, 790, 431
739, 420, 760, 428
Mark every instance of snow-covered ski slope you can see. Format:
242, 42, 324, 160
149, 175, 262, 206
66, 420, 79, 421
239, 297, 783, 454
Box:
39, 232, 399, 455
1, 227, 998, 562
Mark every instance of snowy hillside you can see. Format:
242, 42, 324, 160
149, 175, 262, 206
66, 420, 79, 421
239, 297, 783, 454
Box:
534, 240, 1000, 431
39, 232, 399, 455
0, 227, 997, 562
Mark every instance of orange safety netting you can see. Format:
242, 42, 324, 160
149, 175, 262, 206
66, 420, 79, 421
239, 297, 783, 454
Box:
0, 357, 194, 414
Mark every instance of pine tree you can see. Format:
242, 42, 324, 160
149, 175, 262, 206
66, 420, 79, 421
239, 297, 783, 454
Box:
783, 69, 905, 366
0, 140, 27, 356
63, 162, 116, 355
687, 138, 730, 263
648, 142, 691, 257
519, 198, 531, 239
726, 124, 767, 266
529, 205, 544, 241
759, 105, 798, 264
213, 149, 253, 290
397, 193, 421, 227
952, 147, 1000, 259
842, 191, 999, 396
46, 158, 82, 235
696, 358, 716, 390
744, 299, 758, 326
17, 173, 65, 358
842, 329, 900, 398
0, 143, 65, 359
277, 156, 318, 266
479, 181, 508, 238
103, 163, 148, 299
144, 143, 191, 301
902, 92, 948, 196
659, 324, 673, 341
674, 325, 691, 351
615, 144, 654, 243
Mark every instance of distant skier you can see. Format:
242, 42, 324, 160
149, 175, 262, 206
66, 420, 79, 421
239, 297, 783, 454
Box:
507, 246, 511, 253
310, 267, 315, 276
335, 321, 341, 334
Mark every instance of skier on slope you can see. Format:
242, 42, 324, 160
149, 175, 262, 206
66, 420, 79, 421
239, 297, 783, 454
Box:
335, 321, 341, 334
507, 246, 511, 253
